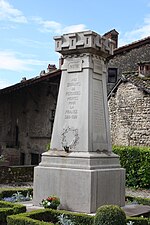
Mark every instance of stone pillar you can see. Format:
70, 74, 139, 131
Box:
33, 31, 125, 213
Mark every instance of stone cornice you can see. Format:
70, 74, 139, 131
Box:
54, 30, 115, 57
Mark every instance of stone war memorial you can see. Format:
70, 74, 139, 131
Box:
33, 30, 125, 213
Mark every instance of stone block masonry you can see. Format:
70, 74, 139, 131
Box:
108, 82, 150, 146
33, 31, 125, 213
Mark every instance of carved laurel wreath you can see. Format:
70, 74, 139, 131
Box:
61, 126, 79, 150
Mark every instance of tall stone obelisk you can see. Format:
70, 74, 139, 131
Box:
33, 31, 125, 213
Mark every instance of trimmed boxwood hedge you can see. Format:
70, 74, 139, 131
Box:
113, 146, 150, 189
7, 208, 94, 225
126, 195, 150, 206
0, 187, 33, 200
94, 205, 126, 225
7, 214, 52, 225
127, 217, 150, 225
7, 208, 150, 225
0, 200, 26, 224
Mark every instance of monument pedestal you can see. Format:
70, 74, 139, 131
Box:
33, 31, 125, 213
34, 151, 125, 213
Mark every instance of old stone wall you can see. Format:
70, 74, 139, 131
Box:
107, 43, 150, 94
109, 43, 150, 71
0, 79, 59, 165
0, 166, 34, 184
108, 82, 150, 146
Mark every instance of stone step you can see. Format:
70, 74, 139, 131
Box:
122, 204, 150, 217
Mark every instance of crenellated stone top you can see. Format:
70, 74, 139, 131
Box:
54, 30, 115, 57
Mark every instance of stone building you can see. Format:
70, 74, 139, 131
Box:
107, 35, 150, 94
108, 36, 150, 146
108, 69, 150, 146
0, 67, 61, 165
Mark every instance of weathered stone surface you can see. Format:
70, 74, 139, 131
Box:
108, 82, 150, 146
33, 31, 125, 213
0, 166, 34, 184
108, 41, 150, 146
107, 43, 150, 94
51, 31, 113, 153
122, 204, 150, 217
50, 54, 112, 153
34, 154, 125, 213
34, 150, 125, 212
0, 77, 59, 165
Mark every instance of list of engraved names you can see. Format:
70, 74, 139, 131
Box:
93, 79, 106, 136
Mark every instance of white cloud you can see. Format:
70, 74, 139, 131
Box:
0, 0, 27, 23
0, 24, 16, 29
119, 14, 150, 47
11, 37, 50, 49
0, 50, 28, 71
0, 78, 11, 88
0, 50, 48, 72
32, 17, 61, 33
0, 50, 58, 88
62, 24, 87, 34
32, 16, 87, 34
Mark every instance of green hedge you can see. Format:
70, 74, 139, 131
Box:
126, 195, 150, 206
94, 205, 126, 225
0, 208, 14, 224
0, 187, 33, 200
7, 209, 94, 225
113, 146, 150, 188
7, 208, 150, 225
0, 200, 26, 224
0, 188, 33, 200
127, 217, 150, 225
7, 214, 52, 225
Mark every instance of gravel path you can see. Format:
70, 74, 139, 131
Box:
0, 182, 33, 189
126, 187, 150, 199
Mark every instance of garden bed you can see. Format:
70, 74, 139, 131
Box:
0, 187, 33, 201
0, 200, 26, 225
7, 208, 150, 225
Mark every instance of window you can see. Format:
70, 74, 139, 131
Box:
108, 68, 117, 83
145, 65, 149, 71
15, 125, 19, 147
50, 109, 55, 135
31, 153, 39, 165
20, 153, 25, 165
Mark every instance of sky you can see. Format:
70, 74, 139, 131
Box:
0, 0, 150, 89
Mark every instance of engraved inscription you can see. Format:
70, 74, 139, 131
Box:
65, 75, 81, 120
93, 60, 102, 74
68, 61, 82, 72
93, 79, 107, 143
